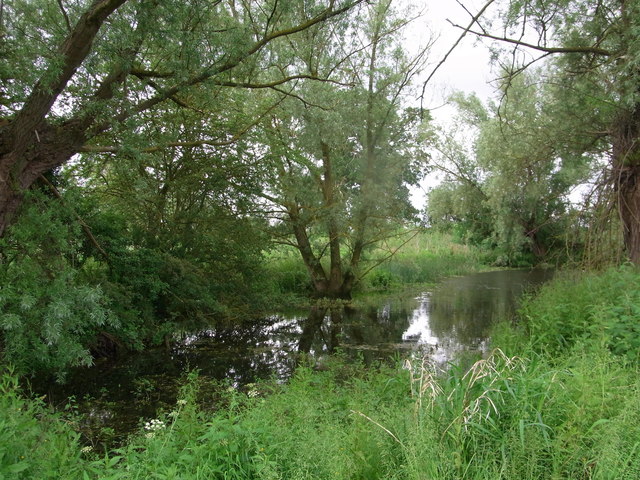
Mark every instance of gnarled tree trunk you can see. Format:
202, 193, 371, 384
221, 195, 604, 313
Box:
613, 106, 640, 264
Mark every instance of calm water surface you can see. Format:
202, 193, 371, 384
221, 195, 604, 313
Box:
39, 269, 552, 444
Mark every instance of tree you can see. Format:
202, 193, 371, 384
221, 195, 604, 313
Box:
427, 78, 591, 265
451, 0, 640, 262
262, 0, 429, 298
0, 0, 363, 236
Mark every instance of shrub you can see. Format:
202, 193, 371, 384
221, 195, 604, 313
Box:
0, 192, 118, 380
520, 265, 640, 360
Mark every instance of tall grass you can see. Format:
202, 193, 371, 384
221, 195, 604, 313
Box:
264, 231, 486, 299
3, 266, 640, 479
519, 264, 640, 361
366, 231, 484, 288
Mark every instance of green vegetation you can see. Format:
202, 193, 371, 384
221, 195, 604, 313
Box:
2, 267, 639, 479
425, 76, 593, 267
266, 231, 485, 301
2, 0, 640, 477
363, 231, 484, 289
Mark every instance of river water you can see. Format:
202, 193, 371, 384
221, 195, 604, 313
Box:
37, 269, 552, 445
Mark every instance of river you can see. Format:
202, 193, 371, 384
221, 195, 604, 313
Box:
36, 268, 552, 446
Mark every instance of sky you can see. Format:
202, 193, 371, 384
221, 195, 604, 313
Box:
405, 0, 497, 117
401, 1, 498, 209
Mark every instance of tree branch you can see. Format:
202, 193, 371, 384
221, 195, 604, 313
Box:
57, 0, 72, 32
81, 87, 289, 153
449, 22, 613, 56
420, 0, 497, 112
38, 174, 110, 263
5, 0, 128, 158
110, 0, 364, 127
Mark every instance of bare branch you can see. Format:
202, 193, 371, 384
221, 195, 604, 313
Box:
57, 0, 72, 32
211, 74, 353, 89
450, 23, 613, 56
420, 0, 497, 112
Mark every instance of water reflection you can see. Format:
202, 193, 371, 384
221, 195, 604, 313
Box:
39, 269, 551, 444
145, 269, 552, 382
259, 269, 552, 369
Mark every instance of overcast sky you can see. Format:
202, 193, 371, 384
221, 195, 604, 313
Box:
403, 0, 497, 118
400, 1, 498, 208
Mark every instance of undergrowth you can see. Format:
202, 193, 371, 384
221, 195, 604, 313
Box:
2, 266, 640, 479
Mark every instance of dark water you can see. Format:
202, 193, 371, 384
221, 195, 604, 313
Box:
37, 269, 552, 445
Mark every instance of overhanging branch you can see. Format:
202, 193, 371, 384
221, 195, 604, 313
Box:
449, 23, 613, 56
420, 0, 497, 112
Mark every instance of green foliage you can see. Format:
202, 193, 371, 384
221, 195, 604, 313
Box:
5, 349, 639, 479
0, 368, 89, 479
365, 231, 484, 288
0, 179, 274, 378
264, 250, 313, 297
0, 192, 118, 380
426, 76, 593, 267
3, 264, 640, 479
520, 265, 640, 361
262, 1, 429, 298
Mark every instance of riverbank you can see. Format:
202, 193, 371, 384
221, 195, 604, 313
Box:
266, 231, 488, 309
2, 266, 639, 478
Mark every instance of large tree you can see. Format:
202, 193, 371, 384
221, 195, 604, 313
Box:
427, 78, 592, 265
262, 0, 429, 298
0, 0, 363, 236
451, 0, 640, 262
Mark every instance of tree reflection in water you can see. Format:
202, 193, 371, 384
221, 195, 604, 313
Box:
39, 270, 552, 445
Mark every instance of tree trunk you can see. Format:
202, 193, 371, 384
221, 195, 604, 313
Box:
0, 0, 129, 235
0, 188, 24, 238
618, 164, 640, 263
613, 106, 640, 264
0, 121, 88, 236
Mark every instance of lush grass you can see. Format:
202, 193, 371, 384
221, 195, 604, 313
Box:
365, 231, 485, 289
3, 267, 640, 479
264, 231, 486, 300
518, 264, 640, 361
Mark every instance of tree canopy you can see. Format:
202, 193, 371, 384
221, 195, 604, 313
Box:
0, 0, 364, 234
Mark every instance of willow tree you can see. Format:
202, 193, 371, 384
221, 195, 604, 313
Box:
427, 78, 592, 265
0, 0, 363, 236
453, 0, 640, 262
263, 0, 429, 299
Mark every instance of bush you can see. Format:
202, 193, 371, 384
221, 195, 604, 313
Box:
0, 192, 118, 380
520, 265, 640, 360
0, 369, 89, 479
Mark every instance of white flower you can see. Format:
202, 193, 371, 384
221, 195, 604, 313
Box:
144, 418, 166, 432
177, 399, 188, 406
81, 446, 93, 454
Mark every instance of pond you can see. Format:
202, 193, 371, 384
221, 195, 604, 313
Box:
36, 268, 552, 446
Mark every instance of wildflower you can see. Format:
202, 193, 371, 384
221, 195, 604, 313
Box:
177, 399, 187, 406
144, 418, 166, 432
145, 432, 155, 439
81, 446, 93, 454
247, 389, 259, 398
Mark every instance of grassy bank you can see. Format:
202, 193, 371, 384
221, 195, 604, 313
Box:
264, 231, 486, 303
3, 266, 640, 479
